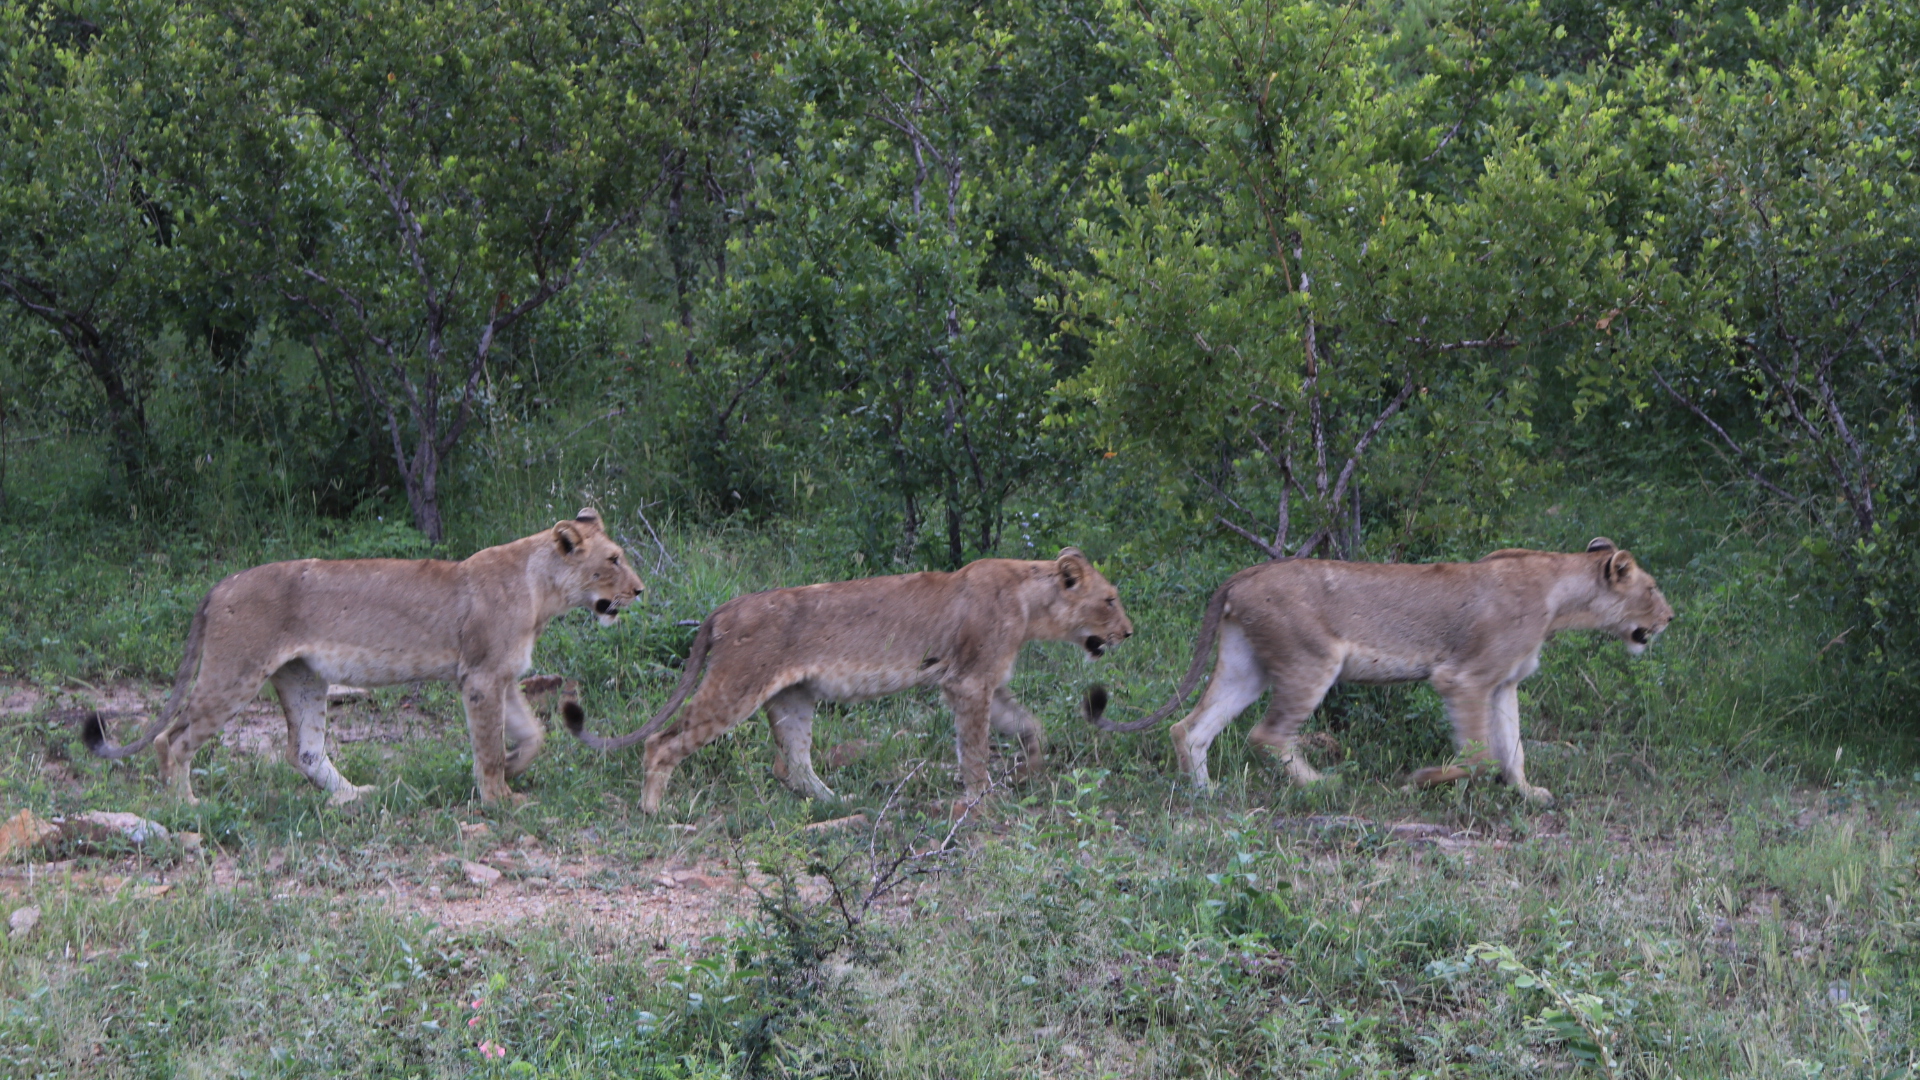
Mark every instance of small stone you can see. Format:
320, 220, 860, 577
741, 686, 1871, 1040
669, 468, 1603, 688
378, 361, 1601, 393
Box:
59, 811, 170, 847
803, 813, 871, 833
664, 823, 697, 834
461, 860, 502, 887
8, 905, 39, 939
459, 822, 492, 839
179, 831, 204, 856
326, 685, 370, 702
654, 872, 679, 889
0, 809, 60, 862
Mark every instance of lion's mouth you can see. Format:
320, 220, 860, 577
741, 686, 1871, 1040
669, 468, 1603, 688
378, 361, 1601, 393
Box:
1630, 626, 1649, 645
595, 598, 620, 619
1085, 635, 1108, 658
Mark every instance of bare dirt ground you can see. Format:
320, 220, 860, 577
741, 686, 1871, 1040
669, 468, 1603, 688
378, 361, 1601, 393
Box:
0, 839, 820, 949
6, 680, 437, 755
1, 679, 847, 949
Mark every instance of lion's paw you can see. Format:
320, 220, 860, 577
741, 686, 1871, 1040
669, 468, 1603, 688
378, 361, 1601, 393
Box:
327, 783, 377, 808
1518, 785, 1557, 808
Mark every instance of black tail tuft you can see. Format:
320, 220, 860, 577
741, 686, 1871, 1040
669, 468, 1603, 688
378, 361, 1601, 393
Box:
80, 711, 109, 756
1082, 684, 1110, 725
562, 700, 586, 736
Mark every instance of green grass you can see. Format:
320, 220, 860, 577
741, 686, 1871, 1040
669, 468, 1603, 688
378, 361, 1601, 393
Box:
1, 438, 1916, 1077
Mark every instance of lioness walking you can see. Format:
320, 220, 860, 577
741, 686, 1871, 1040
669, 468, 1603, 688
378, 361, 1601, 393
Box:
566, 547, 1133, 813
83, 509, 643, 805
1091, 538, 1672, 805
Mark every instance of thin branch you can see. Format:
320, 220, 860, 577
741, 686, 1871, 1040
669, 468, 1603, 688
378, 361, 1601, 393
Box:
1421, 114, 1468, 163
1652, 368, 1800, 504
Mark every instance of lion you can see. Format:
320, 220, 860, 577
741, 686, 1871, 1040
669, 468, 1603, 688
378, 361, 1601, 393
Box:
82, 509, 643, 805
565, 547, 1134, 814
1088, 538, 1672, 806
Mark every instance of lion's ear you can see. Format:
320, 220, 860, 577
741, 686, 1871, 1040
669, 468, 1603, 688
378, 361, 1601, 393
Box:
1056, 547, 1091, 590
1586, 537, 1617, 553
575, 508, 603, 530
554, 521, 585, 556
1604, 549, 1635, 583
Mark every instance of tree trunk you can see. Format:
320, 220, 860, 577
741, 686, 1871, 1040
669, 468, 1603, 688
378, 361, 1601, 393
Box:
945, 484, 964, 570
391, 426, 438, 541
75, 340, 151, 491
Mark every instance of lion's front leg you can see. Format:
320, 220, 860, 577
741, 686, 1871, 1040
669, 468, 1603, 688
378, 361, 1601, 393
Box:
1489, 682, 1553, 806
988, 687, 1046, 783
1415, 675, 1502, 792
504, 677, 560, 779
461, 675, 516, 804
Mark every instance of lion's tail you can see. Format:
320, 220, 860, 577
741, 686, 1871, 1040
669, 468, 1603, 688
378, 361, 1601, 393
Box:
565, 615, 716, 752
1086, 579, 1232, 734
82, 589, 214, 759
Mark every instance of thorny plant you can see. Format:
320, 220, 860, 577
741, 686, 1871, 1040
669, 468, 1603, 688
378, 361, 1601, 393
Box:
1445, 941, 1636, 1079
822, 760, 991, 934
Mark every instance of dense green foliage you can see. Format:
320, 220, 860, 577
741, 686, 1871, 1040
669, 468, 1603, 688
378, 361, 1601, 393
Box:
4, 0, 1916, 656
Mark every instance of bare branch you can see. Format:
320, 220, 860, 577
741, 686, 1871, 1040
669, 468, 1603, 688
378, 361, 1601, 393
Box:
1214, 514, 1284, 559
1408, 335, 1520, 352
1326, 374, 1414, 510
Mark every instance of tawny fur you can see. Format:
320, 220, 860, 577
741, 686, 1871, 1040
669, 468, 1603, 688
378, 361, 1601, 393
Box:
568, 548, 1133, 814
82, 509, 643, 805
1092, 538, 1672, 806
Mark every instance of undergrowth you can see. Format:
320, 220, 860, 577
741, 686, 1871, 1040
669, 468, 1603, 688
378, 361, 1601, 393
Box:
0, 437, 1915, 1076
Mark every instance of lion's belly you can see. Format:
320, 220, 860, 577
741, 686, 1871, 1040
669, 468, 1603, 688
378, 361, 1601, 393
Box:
801, 665, 935, 703
1335, 648, 1432, 685
298, 645, 461, 687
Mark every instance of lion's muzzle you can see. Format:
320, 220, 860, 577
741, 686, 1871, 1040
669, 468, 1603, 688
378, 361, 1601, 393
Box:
1085, 635, 1108, 657
593, 596, 632, 626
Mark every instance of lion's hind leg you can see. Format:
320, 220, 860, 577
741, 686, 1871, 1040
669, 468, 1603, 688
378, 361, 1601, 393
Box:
1245, 660, 1341, 789
1169, 622, 1275, 792
640, 682, 765, 815
271, 660, 373, 805
765, 685, 835, 802
160, 654, 277, 804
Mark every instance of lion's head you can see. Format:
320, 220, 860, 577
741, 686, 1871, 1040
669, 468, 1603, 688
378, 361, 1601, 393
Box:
553, 508, 645, 626
1586, 537, 1673, 655
1047, 547, 1134, 658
